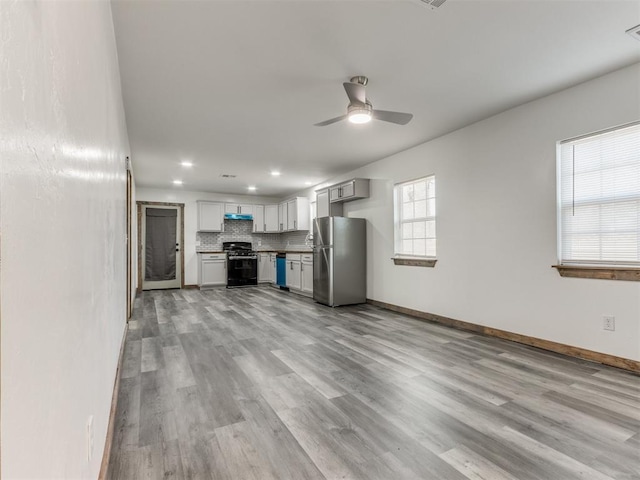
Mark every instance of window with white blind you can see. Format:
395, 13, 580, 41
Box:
558, 122, 640, 266
394, 175, 436, 258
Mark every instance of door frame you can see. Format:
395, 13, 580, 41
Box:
137, 201, 185, 293
126, 166, 132, 319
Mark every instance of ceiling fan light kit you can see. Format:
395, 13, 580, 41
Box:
315, 76, 413, 127
348, 103, 373, 124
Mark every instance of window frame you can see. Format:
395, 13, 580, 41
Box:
555, 121, 640, 279
393, 175, 437, 261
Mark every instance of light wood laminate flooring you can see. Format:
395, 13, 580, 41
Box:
108, 287, 640, 480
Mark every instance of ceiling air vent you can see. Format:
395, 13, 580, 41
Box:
418, 0, 447, 9
219, 174, 237, 178
626, 24, 640, 43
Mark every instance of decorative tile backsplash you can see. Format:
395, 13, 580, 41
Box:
196, 219, 312, 252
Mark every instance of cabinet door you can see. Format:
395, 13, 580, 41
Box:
301, 261, 313, 294
238, 204, 254, 215
286, 260, 301, 289
278, 203, 287, 232
316, 190, 329, 218
329, 186, 341, 202
225, 203, 239, 214
253, 205, 265, 233
198, 202, 224, 232
287, 199, 297, 231
270, 255, 277, 283
264, 205, 279, 232
201, 260, 226, 286
295, 197, 310, 231
257, 253, 270, 282
341, 181, 355, 198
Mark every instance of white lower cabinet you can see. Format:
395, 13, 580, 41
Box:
285, 254, 302, 290
301, 254, 313, 294
285, 253, 313, 295
270, 254, 277, 283
257, 252, 273, 283
198, 253, 226, 287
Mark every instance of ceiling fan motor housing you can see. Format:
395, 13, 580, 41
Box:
348, 102, 372, 115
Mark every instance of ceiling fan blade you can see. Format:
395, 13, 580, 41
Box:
372, 110, 413, 125
314, 114, 348, 127
343, 82, 366, 105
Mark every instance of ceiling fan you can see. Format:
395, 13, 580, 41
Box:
314, 76, 413, 127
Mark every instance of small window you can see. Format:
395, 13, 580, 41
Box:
394, 175, 436, 258
558, 122, 640, 266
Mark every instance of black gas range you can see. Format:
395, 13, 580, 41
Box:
223, 241, 258, 287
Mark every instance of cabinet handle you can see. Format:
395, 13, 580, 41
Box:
264, 223, 266, 231
220, 222, 223, 231
290, 262, 293, 270
294, 220, 297, 230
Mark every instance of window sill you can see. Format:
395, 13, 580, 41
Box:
392, 257, 437, 268
552, 265, 640, 282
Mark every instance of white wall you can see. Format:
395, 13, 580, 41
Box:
135, 188, 280, 285
303, 64, 640, 362
1, 1, 130, 478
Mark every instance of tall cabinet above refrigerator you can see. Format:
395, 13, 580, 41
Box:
313, 217, 366, 307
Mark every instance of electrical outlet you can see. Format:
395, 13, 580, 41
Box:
86, 415, 94, 462
603, 316, 615, 331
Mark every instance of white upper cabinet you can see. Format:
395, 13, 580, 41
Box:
286, 199, 297, 231
316, 188, 343, 218
264, 204, 279, 232
253, 205, 265, 233
197, 201, 224, 232
278, 202, 287, 232
329, 178, 370, 203
284, 197, 309, 231
198, 198, 309, 233
225, 203, 254, 215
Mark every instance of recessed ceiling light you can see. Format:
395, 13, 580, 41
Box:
271, 171, 281, 176
305, 181, 312, 186
173, 180, 183, 185
248, 185, 257, 191
180, 161, 193, 167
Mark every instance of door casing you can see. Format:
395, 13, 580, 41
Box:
137, 201, 185, 292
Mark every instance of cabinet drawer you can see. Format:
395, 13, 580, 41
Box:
301, 254, 313, 263
286, 253, 301, 261
200, 253, 226, 261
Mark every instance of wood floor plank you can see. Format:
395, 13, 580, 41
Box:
440, 444, 520, 480
108, 287, 640, 480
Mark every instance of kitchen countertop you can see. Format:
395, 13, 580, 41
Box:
196, 249, 312, 254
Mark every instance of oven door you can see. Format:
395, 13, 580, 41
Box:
227, 256, 258, 287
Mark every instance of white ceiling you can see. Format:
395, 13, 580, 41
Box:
111, 0, 640, 197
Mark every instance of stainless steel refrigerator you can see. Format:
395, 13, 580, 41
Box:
313, 216, 366, 307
